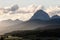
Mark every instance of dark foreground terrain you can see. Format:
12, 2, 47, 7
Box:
0, 28, 60, 40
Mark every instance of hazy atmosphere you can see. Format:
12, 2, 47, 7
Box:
0, 0, 60, 40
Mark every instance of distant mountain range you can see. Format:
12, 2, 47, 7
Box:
0, 8, 60, 35
0, 19, 23, 26
0, 4, 60, 21
0, 19, 23, 35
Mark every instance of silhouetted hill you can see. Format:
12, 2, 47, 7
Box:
49, 15, 60, 24
0, 19, 23, 35
51, 15, 60, 19
5, 10, 60, 31
0, 19, 23, 26
5, 10, 50, 31
30, 10, 50, 21
4, 9, 60, 38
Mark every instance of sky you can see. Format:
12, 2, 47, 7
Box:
0, 0, 60, 8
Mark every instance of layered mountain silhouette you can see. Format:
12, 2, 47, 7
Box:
35, 15, 60, 30
9, 9, 60, 30
4, 9, 50, 31
0, 19, 23, 26
0, 9, 60, 35
0, 19, 23, 35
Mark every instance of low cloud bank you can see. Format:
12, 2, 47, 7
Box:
0, 4, 60, 21
45, 6, 60, 17
0, 4, 43, 21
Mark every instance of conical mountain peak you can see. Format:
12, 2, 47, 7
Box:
30, 10, 50, 21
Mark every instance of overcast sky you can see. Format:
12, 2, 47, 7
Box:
0, 0, 60, 8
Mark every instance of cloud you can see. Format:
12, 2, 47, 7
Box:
0, 13, 34, 21
10, 4, 19, 11
45, 6, 60, 17
0, 4, 43, 14
16, 4, 43, 13
0, 4, 43, 21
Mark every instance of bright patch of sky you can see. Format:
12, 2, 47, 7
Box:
0, 0, 60, 8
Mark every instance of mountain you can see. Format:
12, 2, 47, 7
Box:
6, 10, 60, 31
49, 15, 60, 23
0, 19, 23, 35
4, 10, 50, 31
51, 15, 60, 19
2, 6, 60, 37
1, 9, 60, 35
0, 19, 23, 26
35, 15, 60, 30
30, 10, 50, 21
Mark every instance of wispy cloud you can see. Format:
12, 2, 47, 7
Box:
0, 4, 43, 21
45, 6, 60, 17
